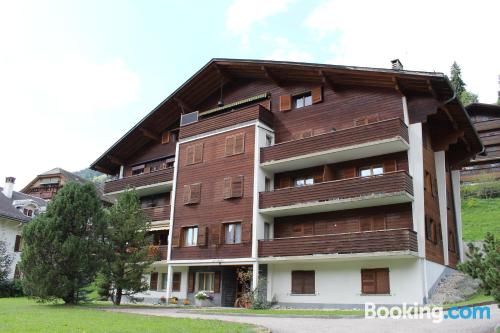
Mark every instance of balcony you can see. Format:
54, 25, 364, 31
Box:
147, 245, 168, 261
179, 104, 274, 139
258, 229, 418, 259
143, 205, 170, 224
260, 118, 408, 173
103, 167, 174, 195
259, 171, 413, 217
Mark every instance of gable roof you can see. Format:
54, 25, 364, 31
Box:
90, 58, 483, 173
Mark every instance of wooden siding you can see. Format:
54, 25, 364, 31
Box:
125, 139, 177, 175
103, 167, 174, 194
259, 229, 418, 257
179, 104, 273, 139
171, 126, 255, 260
260, 171, 413, 209
142, 205, 170, 222
261, 118, 408, 163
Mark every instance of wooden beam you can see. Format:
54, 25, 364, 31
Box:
261, 66, 282, 86
213, 64, 232, 83
173, 97, 194, 113
319, 70, 336, 91
93, 165, 110, 174
426, 79, 438, 98
392, 77, 405, 97
107, 155, 124, 166
139, 127, 161, 142
433, 130, 464, 151
441, 106, 459, 131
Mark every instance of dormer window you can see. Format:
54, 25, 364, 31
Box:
294, 92, 312, 109
23, 208, 33, 217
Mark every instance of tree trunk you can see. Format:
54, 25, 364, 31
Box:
115, 287, 122, 305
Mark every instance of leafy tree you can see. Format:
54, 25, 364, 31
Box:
101, 189, 154, 305
450, 62, 479, 106
459, 232, 500, 305
21, 182, 107, 304
0, 240, 13, 283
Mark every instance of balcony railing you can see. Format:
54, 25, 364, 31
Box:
142, 205, 170, 222
258, 229, 418, 258
179, 104, 274, 139
147, 245, 168, 261
259, 171, 413, 216
103, 167, 174, 194
260, 118, 408, 172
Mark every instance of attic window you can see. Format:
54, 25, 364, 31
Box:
23, 208, 33, 217
294, 92, 312, 109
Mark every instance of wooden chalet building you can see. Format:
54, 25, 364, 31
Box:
461, 103, 500, 182
91, 59, 482, 307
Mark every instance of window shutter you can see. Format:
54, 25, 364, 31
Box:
190, 183, 201, 204
225, 136, 235, 156
234, 133, 245, 154
367, 113, 380, 123
186, 146, 194, 165
231, 175, 244, 198
344, 166, 357, 179
150, 272, 158, 290
188, 272, 195, 293
291, 271, 302, 294
214, 271, 221, 293
210, 224, 222, 246
172, 228, 180, 247
241, 222, 252, 243
183, 185, 191, 205
303, 271, 315, 294
161, 131, 170, 144
172, 272, 181, 292
14, 235, 21, 252
361, 269, 376, 294
279, 94, 292, 112
311, 86, 323, 104
279, 176, 291, 188
376, 269, 390, 294
198, 225, 208, 247
194, 143, 203, 164
384, 160, 397, 173
223, 177, 232, 199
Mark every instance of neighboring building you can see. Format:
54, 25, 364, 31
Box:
91, 59, 483, 307
0, 177, 46, 280
461, 103, 500, 183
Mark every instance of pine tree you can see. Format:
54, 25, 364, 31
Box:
21, 182, 106, 304
450, 62, 479, 106
101, 189, 154, 305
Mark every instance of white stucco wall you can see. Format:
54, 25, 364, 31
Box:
267, 258, 424, 306
424, 259, 447, 294
0, 219, 22, 279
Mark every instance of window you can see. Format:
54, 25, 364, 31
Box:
160, 273, 168, 290
183, 183, 201, 205
223, 176, 244, 199
172, 272, 181, 292
23, 208, 33, 217
131, 164, 145, 176
359, 165, 384, 177
14, 235, 22, 252
291, 271, 315, 294
265, 134, 273, 147
361, 268, 390, 294
294, 176, 314, 187
224, 222, 242, 244
294, 92, 312, 109
264, 223, 270, 240
161, 131, 171, 144
186, 143, 203, 165
197, 272, 215, 292
150, 272, 158, 290
184, 227, 198, 246
225, 133, 245, 156
425, 217, 437, 244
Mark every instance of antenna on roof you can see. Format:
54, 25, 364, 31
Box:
391, 59, 404, 71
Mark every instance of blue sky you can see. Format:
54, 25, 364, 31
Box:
1, 0, 499, 188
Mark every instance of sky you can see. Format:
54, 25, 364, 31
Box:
1, 0, 499, 189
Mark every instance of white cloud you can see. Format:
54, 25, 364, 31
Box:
226, 0, 295, 47
304, 0, 500, 103
265, 36, 314, 62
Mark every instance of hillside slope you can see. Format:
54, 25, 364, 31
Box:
461, 198, 500, 241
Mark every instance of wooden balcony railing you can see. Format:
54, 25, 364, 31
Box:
179, 104, 274, 139
260, 171, 413, 210
142, 205, 170, 222
261, 118, 408, 163
147, 245, 168, 261
258, 229, 418, 257
103, 167, 174, 194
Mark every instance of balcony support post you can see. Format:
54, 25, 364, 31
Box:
119, 165, 124, 179
252, 262, 259, 291
166, 264, 173, 302
434, 151, 449, 265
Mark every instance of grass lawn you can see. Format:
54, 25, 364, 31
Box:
461, 198, 500, 241
442, 293, 495, 308
0, 298, 256, 333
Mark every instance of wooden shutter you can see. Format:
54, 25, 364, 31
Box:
241, 222, 252, 242
384, 160, 397, 173
183, 185, 191, 205
225, 135, 235, 156
194, 143, 203, 164
291, 271, 302, 294
303, 271, 315, 294
343, 166, 357, 179
279, 94, 292, 112
198, 225, 208, 247
223, 177, 232, 199
172, 272, 181, 292
292, 271, 315, 294
231, 176, 244, 198
210, 224, 222, 246
172, 228, 181, 247
190, 183, 201, 204
186, 145, 194, 165
376, 269, 390, 294
234, 133, 245, 154
14, 235, 21, 252
161, 131, 170, 144
150, 272, 158, 290
311, 86, 323, 104
188, 272, 195, 293
279, 176, 290, 189
361, 269, 376, 294
214, 271, 221, 293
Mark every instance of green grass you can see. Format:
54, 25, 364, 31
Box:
442, 293, 495, 308
0, 298, 255, 333
461, 198, 500, 241
189, 308, 364, 317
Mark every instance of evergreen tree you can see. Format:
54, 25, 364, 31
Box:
0, 240, 13, 283
101, 189, 154, 305
450, 62, 479, 106
21, 182, 106, 304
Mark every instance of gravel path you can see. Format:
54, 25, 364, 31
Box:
103, 305, 500, 333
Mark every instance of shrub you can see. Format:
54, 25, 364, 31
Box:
0, 279, 24, 298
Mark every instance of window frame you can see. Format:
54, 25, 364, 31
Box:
359, 164, 384, 177
291, 270, 315, 295
293, 92, 313, 109
361, 268, 390, 295
224, 222, 242, 244
293, 176, 314, 187
183, 226, 198, 247
197, 272, 215, 292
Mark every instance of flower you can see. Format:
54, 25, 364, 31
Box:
195, 291, 214, 301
